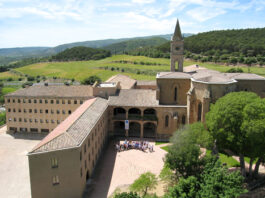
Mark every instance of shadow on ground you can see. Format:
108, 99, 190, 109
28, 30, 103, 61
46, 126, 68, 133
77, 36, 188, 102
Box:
83, 138, 117, 198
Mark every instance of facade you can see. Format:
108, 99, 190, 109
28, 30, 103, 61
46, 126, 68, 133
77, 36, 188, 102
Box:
3, 20, 265, 198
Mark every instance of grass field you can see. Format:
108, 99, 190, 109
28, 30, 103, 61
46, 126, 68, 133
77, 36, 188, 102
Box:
2, 86, 20, 95
9, 55, 264, 81
206, 150, 240, 168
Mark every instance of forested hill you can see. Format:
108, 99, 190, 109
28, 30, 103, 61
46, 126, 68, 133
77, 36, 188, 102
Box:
103, 37, 168, 54
184, 28, 265, 56
129, 28, 265, 65
51, 46, 111, 61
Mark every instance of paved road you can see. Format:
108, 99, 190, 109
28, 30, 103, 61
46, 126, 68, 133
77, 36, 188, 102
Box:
0, 126, 40, 198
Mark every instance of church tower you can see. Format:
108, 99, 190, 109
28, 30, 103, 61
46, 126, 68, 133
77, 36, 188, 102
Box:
170, 19, 184, 72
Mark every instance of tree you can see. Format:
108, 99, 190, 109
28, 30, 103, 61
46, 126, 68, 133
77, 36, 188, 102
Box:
164, 157, 246, 198
129, 172, 158, 196
241, 98, 265, 178
81, 75, 101, 85
165, 125, 206, 178
114, 192, 140, 198
206, 92, 260, 177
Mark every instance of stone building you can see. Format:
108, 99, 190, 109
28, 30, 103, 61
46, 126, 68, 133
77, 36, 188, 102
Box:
3, 20, 265, 198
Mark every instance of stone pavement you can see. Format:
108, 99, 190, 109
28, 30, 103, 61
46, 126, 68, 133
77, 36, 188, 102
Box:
0, 126, 40, 198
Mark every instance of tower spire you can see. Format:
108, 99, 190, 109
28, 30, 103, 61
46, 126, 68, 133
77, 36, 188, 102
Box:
172, 19, 182, 41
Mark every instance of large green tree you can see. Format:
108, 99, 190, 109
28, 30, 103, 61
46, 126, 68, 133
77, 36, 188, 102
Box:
129, 172, 158, 196
206, 91, 261, 177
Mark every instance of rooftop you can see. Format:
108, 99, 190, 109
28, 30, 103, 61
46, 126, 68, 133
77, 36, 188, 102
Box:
136, 80, 156, 86
108, 89, 159, 107
5, 85, 93, 98
29, 97, 108, 154
106, 74, 136, 89
156, 72, 191, 79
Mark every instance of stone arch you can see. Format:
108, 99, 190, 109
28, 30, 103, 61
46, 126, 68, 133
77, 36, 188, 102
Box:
128, 122, 141, 137
143, 122, 156, 138
128, 108, 141, 120
113, 107, 126, 119
143, 108, 156, 120
181, 115, 186, 125
197, 102, 202, 121
165, 115, 169, 127
113, 121, 125, 136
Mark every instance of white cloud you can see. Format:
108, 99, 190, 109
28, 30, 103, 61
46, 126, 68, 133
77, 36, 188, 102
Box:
187, 7, 226, 22
132, 0, 155, 4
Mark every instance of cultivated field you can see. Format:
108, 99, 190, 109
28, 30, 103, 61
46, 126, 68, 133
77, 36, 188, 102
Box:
0, 55, 263, 82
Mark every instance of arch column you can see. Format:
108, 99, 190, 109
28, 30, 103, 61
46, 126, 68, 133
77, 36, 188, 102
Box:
140, 123, 143, 138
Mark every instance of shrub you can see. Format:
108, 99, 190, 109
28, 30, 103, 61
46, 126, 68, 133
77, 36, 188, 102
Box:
7, 77, 13, 81
81, 75, 102, 85
27, 76, 35, 81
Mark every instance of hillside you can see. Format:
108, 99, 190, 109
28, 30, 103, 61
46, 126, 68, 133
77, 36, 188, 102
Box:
51, 46, 111, 61
103, 37, 168, 54
0, 55, 261, 83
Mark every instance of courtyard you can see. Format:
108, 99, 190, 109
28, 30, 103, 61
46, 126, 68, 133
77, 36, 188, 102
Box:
0, 126, 41, 198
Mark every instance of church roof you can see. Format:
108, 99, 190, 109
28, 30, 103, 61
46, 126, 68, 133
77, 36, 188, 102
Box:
29, 97, 108, 154
156, 72, 191, 79
108, 89, 159, 107
172, 19, 182, 41
106, 74, 136, 89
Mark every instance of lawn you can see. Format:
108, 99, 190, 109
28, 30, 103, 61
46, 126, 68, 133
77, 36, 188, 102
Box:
155, 141, 168, 145
206, 150, 240, 168
2, 86, 20, 95
161, 145, 169, 152
13, 55, 265, 81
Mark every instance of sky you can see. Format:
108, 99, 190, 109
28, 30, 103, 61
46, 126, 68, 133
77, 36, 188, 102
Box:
0, 0, 264, 48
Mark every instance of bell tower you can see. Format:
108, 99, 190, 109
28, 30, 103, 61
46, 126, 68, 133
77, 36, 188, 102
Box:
170, 19, 184, 72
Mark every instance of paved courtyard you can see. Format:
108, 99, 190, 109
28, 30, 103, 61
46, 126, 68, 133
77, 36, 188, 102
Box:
0, 126, 41, 198
84, 139, 167, 198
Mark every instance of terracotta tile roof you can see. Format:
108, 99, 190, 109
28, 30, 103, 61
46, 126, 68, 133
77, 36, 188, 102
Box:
106, 74, 136, 89
30, 97, 108, 154
156, 72, 191, 79
136, 80, 156, 86
108, 89, 159, 107
5, 85, 93, 98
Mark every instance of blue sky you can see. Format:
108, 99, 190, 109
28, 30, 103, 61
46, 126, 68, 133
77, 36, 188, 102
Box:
0, 0, 264, 48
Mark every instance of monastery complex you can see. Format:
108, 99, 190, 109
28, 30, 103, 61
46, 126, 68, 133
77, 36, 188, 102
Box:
4, 20, 265, 198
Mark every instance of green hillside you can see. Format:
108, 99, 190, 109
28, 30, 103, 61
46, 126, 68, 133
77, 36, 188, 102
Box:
10, 55, 264, 82
103, 37, 168, 54
51, 46, 111, 61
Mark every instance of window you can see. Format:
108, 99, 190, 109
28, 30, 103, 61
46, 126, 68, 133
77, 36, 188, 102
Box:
56, 100, 59, 104
74, 100, 77, 104
34, 99, 37, 103
34, 109, 37, 113
68, 110, 71, 114
45, 99, 48, 104
87, 139, 90, 147
56, 110, 60, 114
35, 119, 38, 123
57, 120, 60, 124
52, 176, 59, 185
28, 99, 31, 103
19, 118, 22, 122
62, 100, 65, 104
51, 158, 58, 168
7, 99, 10, 103
45, 109, 48, 114
13, 109, 16, 113
39, 99, 42, 103
182, 115, 186, 125
23, 99, 26, 103
18, 109, 21, 113
174, 87, 177, 101
40, 109, 43, 113
40, 119, 43, 123
51, 110, 54, 114
24, 118, 27, 122
68, 100, 71, 104
29, 119, 32, 123
197, 103, 202, 122
18, 99, 21, 103
62, 110, 65, 114
84, 144, 86, 153
13, 99, 15, 103
80, 168, 82, 177
46, 119, 49, 123
85, 160, 87, 169
24, 109, 26, 113
51, 120, 54, 123
29, 109, 32, 113
165, 115, 169, 127
80, 100, 83, 104
8, 108, 11, 112
51, 100, 54, 104
14, 118, 16, 122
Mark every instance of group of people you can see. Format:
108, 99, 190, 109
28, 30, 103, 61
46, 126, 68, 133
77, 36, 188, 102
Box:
115, 139, 154, 152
